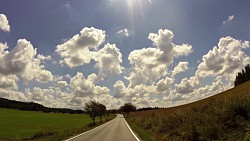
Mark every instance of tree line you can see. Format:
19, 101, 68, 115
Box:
0, 97, 83, 114
234, 64, 250, 87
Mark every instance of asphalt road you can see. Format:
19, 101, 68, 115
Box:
66, 114, 140, 141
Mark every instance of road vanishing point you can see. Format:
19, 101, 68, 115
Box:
66, 114, 140, 141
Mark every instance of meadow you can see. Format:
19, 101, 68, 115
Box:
127, 81, 250, 141
0, 108, 113, 141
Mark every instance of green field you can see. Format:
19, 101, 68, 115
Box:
128, 81, 250, 141
0, 108, 112, 141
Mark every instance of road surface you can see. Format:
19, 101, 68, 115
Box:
66, 114, 140, 141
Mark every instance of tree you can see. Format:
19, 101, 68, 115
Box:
97, 103, 106, 123
84, 100, 107, 125
234, 64, 250, 87
120, 103, 136, 116
84, 101, 100, 125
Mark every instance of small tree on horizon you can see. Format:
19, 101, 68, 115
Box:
120, 103, 136, 117
84, 100, 106, 125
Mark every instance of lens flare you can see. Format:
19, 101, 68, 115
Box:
126, 0, 146, 30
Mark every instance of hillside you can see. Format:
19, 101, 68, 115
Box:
133, 81, 250, 116
128, 81, 250, 141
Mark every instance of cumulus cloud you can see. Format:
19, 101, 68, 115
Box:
196, 36, 250, 82
172, 62, 189, 76
0, 88, 28, 102
57, 81, 68, 88
126, 47, 168, 87
70, 72, 110, 97
175, 76, 199, 94
0, 75, 18, 90
223, 15, 235, 25
113, 80, 126, 98
156, 77, 173, 92
126, 29, 192, 87
169, 77, 227, 106
173, 44, 193, 57
171, 36, 250, 106
0, 14, 10, 32
56, 27, 106, 67
35, 70, 53, 83
37, 54, 51, 61
25, 87, 72, 108
117, 28, 130, 37
148, 29, 174, 53
93, 43, 123, 81
197, 77, 225, 96
0, 40, 53, 83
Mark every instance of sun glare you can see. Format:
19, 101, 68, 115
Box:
125, 0, 146, 30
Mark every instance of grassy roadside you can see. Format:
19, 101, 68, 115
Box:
126, 118, 157, 141
0, 108, 115, 141
128, 82, 250, 141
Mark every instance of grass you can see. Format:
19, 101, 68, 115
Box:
128, 81, 250, 141
126, 119, 157, 141
0, 108, 115, 141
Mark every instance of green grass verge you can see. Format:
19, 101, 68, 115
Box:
0, 108, 115, 141
126, 118, 157, 141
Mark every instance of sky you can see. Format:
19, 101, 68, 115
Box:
0, 0, 250, 109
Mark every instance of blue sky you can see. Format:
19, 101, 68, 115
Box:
0, 0, 250, 109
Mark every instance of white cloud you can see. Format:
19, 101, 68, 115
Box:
70, 72, 110, 97
172, 62, 189, 76
169, 36, 250, 106
156, 77, 173, 92
57, 81, 68, 88
196, 36, 250, 82
0, 75, 18, 90
35, 70, 53, 83
26, 87, 72, 108
223, 15, 235, 25
173, 44, 193, 57
2, 25, 249, 110
0, 14, 10, 32
0, 88, 28, 102
175, 76, 199, 94
56, 27, 106, 67
126, 47, 167, 87
37, 54, 51, 61
117, 28, 130, 37
93, 43, 123, 81
113, 80, 126, 98
148, 29, 174, 53
0, 40, 53, 83
126, 29, 192, 87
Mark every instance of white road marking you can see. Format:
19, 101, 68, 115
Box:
123, 117, 141, 141
65, 118, 114, 141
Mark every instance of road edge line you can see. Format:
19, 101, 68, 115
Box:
65, 117, 115, 141
124, 117, 141, 141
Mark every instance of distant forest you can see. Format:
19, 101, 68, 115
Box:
0, 98, 84, 114
234, 64, 250, 87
